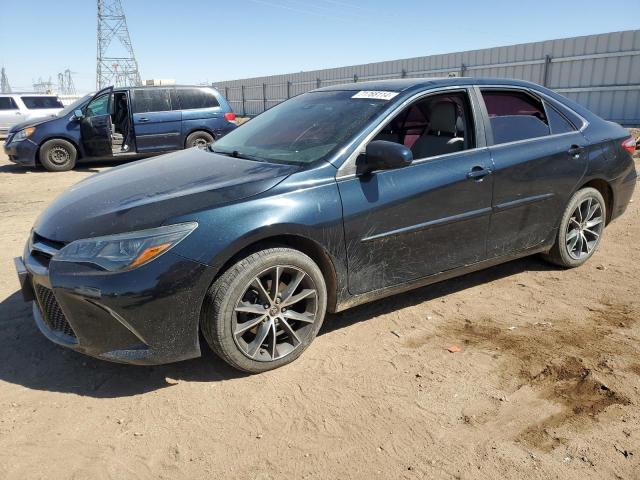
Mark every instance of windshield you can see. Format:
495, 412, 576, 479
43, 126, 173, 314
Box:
212, 90, 393, 165
57, 94, 93, 117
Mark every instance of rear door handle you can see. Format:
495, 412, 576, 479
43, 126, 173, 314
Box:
138, 117, 149, 123
568, 145, 583, 158
467, 166, 492, 180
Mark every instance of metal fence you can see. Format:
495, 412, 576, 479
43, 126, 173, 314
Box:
214, 30, 640, 126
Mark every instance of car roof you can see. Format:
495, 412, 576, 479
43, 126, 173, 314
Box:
0, 92, 60, 96
114, 85, 217, 90
314, 77, 541, 93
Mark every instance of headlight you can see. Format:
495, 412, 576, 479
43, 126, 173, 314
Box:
13, 127, 36, 141
54, 222, 198, 272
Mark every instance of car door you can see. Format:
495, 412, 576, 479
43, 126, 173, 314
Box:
338, 89, 494, 295
80, 86, 113, 158
0, 97, 23, 133
131, 88, 182, 152
478, 87, 588, 257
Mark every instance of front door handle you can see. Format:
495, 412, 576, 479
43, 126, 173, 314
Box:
467, 166, 492, 181
138, 117, 149, 123
568, 145, 583, 158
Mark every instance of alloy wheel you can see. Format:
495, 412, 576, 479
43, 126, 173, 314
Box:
232, 265, 318, 362
565, 196, 604, 260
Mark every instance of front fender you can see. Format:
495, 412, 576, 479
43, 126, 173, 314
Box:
170, 169, 348, 301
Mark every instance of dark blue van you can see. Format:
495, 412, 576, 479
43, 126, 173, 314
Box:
4, 85, 237, 171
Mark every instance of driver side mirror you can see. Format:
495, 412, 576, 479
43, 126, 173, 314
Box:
72, 109, 84, 120
356, 140, 413, 176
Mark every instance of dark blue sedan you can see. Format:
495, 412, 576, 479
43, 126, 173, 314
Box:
4, 85, 237, 171
15, 78, 637, 372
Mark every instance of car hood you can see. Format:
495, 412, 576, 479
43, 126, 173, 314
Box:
8, 115, 59, 133
34, 149, 299, 243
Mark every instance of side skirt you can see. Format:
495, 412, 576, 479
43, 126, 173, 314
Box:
334, 244, 551, 312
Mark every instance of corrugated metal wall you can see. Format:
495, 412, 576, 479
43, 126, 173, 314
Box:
214, 30, 640, 125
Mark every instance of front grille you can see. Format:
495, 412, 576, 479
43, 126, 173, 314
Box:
34, 284, 77, 338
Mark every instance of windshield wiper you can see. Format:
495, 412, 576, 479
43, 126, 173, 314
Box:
209, 147, 267, 163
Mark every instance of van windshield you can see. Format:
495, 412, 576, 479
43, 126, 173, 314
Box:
57, 94, 93, 117
212, 91, 393, 165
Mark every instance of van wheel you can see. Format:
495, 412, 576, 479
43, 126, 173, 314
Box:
201, 248, 327, 373
185, 131, 214, 150
39, 139, 77, 171
541, 187, 606, 268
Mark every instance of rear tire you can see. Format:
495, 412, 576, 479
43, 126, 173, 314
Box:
541, 187, 606, 268
39, 139, 77, 171
185, 131, 214, 150
201, 248, 327, 373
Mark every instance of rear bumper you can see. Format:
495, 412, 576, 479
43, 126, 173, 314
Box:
611, 164, 637, 221
3, 138, 38, 167
16, 239, 216, 365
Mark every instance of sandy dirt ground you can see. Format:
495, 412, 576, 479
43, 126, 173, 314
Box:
0, 143, 638, 480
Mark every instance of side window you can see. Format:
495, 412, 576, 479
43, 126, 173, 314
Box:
481, 89, 550, 144
176, 88, 219, 110
545, 101, 576, 135
85, 94, 110, 117
132, 89, 172, 113
372, 91, 475, 160
0, 97, 18, 110
20, 96, 64, 109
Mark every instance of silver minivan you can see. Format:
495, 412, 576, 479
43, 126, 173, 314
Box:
0, 94, 64, 137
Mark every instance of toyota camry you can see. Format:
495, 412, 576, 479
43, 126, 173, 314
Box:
15, 78, 637, 372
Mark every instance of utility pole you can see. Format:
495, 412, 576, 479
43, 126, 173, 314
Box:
0, 67, 11, 93
96, 0, 141, 89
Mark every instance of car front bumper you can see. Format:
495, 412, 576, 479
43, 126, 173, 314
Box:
15, 234, 216, 365
3, 137, 38, 167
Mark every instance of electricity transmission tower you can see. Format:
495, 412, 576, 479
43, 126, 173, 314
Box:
33, 77, 55, 93
0, 67, 11, 93
96, 0, 141, 89
57, 69, 77, 95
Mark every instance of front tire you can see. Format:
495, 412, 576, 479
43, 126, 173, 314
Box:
39, 139, 77, 171
542, 187, 606, 268
201, 248, 327, 373
185, 131, 214, 150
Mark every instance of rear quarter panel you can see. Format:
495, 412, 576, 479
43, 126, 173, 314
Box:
180, 107, 236, 141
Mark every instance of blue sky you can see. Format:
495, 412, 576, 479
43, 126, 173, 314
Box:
0, 0, 638, 93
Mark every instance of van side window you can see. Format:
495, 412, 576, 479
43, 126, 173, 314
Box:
481, 90, 550, 144
132, 89, 172, 113
176, 88, 219, 110
545, 101, 576, 134
372, 91, 475, 160
20, 96, 64, 109
85, 94, 110, 117
0, 97, 18, 110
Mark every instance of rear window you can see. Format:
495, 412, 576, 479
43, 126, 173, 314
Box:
0, 97, 18, 110
545, 101, 577, 134
482, 90, 550, 144
131, 89, 172, 113
20, 96, 64, 110
176, 88, 219, 110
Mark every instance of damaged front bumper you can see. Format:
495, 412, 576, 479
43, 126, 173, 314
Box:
16, 233, 216, 365
4, 137, 38, 167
